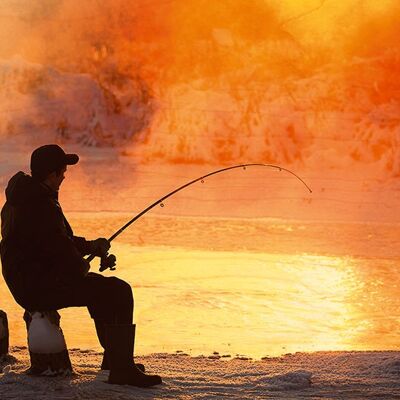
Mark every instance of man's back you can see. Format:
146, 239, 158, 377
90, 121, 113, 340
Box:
1, 171, 88, 310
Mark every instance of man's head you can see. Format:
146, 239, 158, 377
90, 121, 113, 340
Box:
30, 144, 79, 190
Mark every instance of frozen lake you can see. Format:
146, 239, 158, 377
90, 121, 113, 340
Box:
1, 213, 399, 359
1, 152, 399, 359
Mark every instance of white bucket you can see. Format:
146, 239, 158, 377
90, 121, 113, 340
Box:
28, 312, 67, 354
25, 311, 72, 376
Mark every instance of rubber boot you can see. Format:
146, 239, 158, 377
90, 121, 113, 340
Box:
106, 323, 162, 387
94, 320, 145, 372
101, 350, 145, 372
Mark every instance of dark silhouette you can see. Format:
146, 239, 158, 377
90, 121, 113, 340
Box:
0, 144, 161, 387
0, 310, 8, 357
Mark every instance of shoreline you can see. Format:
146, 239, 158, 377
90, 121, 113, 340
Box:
1, 347, 400, 399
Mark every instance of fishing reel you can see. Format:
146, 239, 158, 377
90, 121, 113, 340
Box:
99, 253, 117, 272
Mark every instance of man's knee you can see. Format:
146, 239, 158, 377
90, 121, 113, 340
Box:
108, 277, 133, 303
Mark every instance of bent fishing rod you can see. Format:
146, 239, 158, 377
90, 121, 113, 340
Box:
87, 163, 312, 270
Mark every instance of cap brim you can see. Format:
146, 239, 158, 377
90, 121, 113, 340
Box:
65, 154, 79, 165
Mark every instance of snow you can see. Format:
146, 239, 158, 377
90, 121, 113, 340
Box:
1, 348, 400, 399
0, 57, 153, 147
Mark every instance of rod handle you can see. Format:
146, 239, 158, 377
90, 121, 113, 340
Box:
86, 254, 95, 262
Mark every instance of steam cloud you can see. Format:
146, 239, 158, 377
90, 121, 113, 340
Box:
1, 0, 400, 173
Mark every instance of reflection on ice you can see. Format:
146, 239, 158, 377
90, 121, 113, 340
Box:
61, 245, 398, 358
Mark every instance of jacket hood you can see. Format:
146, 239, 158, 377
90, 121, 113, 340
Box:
5, 172, 49, 206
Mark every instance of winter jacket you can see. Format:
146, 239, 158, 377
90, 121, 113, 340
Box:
0, 171, 92, 310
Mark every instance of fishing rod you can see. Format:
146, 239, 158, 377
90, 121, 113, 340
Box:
88, 163, 312, 270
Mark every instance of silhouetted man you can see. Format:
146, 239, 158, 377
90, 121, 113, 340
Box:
0, 144, 161, 387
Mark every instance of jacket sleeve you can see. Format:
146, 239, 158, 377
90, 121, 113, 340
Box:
73, 236, 94, 256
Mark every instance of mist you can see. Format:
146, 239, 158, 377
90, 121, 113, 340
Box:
1, 0, 400, 173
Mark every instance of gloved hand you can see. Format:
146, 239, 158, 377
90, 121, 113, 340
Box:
100, 253, 117, 272
90, 238, 110, 257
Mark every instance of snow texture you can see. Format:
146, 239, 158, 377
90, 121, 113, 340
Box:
1, 348, 400, 399
0, 57, 154, 147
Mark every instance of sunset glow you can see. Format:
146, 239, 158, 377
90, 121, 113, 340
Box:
1, 0, 400, 362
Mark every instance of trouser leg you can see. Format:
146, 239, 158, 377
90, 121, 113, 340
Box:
27, 273, 141, 372
84, 275, 134, 324
30, 273, 134, 324
81, 275, 133, 366
94, 319, 107, 348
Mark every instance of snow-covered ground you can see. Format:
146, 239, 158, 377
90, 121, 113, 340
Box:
1, 348, 400, 399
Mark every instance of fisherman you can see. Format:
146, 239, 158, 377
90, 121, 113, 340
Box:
0, 144, 162, 387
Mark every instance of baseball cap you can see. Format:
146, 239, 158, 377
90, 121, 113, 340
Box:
31, 144, 79, 178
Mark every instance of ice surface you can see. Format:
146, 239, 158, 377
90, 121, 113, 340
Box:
1, 348, 400, 399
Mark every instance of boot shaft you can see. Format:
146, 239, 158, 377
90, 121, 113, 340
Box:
105, 323, 136, 369
105, 323, 162, 387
